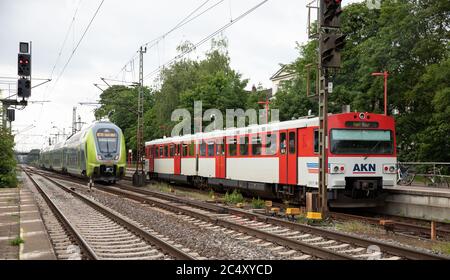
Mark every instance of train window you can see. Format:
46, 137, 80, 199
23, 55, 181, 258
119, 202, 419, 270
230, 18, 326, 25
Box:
289, 132, 296, 154
159, 146, 163, 158
169, 145, 175, 157
314, 129, 319, 154
264, 133, 277, 155
252, 136, 262, 156
200, 142, 207, 156
164, 145, 168, 157
182, 144, 188, 157
228, 138, 237, 156
280, 133, 287, 155
208, 142, 215, 157
189, 142, 195, 156
239, 136, 249, 156
216, 142, 224, 155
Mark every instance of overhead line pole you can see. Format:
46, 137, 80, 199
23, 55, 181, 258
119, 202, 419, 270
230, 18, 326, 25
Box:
133, 46, 147, 186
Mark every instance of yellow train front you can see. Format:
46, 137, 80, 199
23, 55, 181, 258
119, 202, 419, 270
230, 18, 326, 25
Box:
40, 121, 127, 183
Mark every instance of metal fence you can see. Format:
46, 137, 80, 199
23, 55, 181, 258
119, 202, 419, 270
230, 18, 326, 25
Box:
397, 162, 450, 188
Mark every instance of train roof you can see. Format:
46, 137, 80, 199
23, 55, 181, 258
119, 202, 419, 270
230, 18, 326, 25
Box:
146, 115, 318, 146
40, 120, 122, 153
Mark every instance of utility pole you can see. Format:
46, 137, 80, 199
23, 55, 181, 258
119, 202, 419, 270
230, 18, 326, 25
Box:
133, 46, 147, 187
307, 0, 345, 218
371, 71, 389, 115
72, 107, 77, 134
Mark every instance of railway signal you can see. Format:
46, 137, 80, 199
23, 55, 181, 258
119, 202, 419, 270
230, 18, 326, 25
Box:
320, 33, 345, 69
320, 0, 342, 28
18, 54, 31, 76
17, 78, 31, 98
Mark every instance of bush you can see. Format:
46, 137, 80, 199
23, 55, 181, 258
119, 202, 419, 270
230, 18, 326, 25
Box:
0, 129, 17, 188
251, 197, 265, 209
224, 189, 244, 205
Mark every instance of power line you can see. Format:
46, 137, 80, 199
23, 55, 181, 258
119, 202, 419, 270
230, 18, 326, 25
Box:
111, 0, 226, 82
53, 0, 105, 87
49, 0, 83, 79
143, 0, 270, 81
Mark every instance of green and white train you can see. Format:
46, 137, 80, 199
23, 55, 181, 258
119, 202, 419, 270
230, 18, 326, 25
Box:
40, 121, 126, 183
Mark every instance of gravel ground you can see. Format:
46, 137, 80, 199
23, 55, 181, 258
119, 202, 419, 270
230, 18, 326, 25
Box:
327, 221, 450, 257
59, 182, 303, 260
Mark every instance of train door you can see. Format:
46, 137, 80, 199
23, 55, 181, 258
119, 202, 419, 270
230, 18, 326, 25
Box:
279, 129, 298, 185
149, 146, 155, 173
287, 129, 298, 185
174, 143, 181, 175
215, 138, 226, 178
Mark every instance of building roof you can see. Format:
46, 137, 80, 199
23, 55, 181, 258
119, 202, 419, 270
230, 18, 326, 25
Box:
270, 64, 296, 81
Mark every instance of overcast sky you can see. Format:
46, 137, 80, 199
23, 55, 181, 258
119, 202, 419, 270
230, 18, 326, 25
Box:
0, 0, 363, 152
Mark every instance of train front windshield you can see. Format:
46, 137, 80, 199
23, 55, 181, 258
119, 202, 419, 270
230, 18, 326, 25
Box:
96, 129, 118, 154
330, 129, 393, 155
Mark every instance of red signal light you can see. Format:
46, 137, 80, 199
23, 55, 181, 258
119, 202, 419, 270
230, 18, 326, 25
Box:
19, 60, 23, 64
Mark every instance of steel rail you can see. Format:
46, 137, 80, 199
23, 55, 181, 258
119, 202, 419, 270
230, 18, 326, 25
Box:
112, 183, 450, 260
96, 185, 353, 260
39, 174, 197, 261
28, 167, 450, 260
23, 170, 98, 260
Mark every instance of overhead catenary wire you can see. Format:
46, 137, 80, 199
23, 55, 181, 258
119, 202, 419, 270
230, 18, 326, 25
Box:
52, 0, 105, 88
49, 0, 83, 80
143, 0, 270, 81
111, 0, 226, 82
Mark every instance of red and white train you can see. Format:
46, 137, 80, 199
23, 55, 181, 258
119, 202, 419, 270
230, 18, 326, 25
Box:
144, 112, 397, 207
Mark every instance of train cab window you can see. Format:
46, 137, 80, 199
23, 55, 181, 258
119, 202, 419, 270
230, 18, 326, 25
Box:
189, 142, 195, 156
280, 133, 287, 155
228, 138, 237, 156
239, 136, 249, 156
207, 142, 215, 157
289, 132, 296, 154
182, 144, 188, 157
200, 142, 207, 156
314, 129, 319, 154
264, 133, 277, 155
252, 136, 262, 156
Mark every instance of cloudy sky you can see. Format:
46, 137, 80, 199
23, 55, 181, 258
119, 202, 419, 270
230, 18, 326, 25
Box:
0, 0, 363, 152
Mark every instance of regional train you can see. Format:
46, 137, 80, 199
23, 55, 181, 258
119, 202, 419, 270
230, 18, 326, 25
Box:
40, 121, 127, 183
144, 112, 397, 208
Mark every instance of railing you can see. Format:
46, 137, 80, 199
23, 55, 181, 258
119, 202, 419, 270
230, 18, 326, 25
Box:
397, 162, 450, 188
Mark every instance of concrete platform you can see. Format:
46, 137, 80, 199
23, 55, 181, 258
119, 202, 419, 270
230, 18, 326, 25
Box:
0, 188, 20, 259
18, 172, 56, 260
379, 185, 450, 222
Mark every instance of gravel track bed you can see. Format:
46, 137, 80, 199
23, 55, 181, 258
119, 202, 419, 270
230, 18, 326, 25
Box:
25, 174, 79, 259
62, 182, 309, 260
32, 176, 171, 260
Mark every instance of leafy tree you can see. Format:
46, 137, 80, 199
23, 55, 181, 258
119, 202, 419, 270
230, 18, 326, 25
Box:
0, 129, 17, 188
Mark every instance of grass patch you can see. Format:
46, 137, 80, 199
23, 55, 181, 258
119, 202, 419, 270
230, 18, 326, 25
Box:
10, 237, 24, 246
432, 242, 450, 255
250, 197, 265, 209
224, 189, 244, 205
336, 221, 382, 234
296, 213, 309, 224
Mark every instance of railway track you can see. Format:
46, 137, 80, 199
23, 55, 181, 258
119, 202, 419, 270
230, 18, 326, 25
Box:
23, 169, 196, 260
125, 171, 450, 241
329, 212, 450, 241
27, 167, 450, 260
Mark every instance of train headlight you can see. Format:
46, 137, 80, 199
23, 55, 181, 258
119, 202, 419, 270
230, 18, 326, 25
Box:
97, 155, 103, 160
114, 155, 119, 160
383, 164, 396, 174
330, 164, 345, 174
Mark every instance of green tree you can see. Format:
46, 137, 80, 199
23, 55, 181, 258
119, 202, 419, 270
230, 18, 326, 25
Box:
0, 129, 17, 188
94, 85, 154, 153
